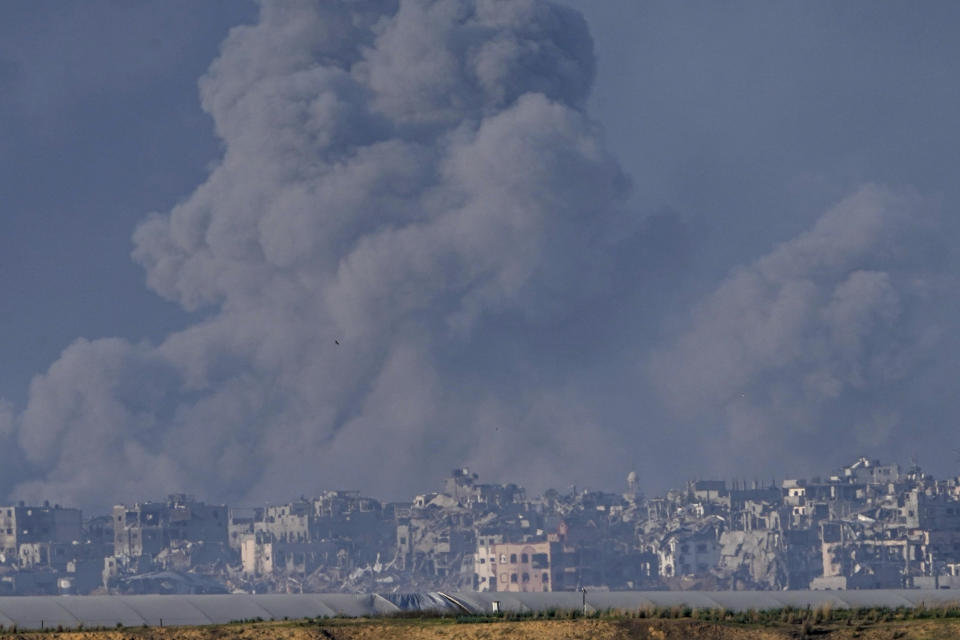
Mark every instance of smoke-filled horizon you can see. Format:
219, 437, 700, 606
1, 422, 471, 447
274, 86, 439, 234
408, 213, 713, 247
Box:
1, 0, 959, 513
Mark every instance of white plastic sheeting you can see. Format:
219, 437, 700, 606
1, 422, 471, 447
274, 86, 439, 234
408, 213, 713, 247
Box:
462, 589, 960, 613
0, 594, 396, 629
0, 591, 959, 629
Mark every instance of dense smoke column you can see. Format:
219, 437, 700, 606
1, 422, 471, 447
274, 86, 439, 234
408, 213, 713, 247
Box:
650, 185, 949, 475
3, 0, 632, 509
1, 1, 951, 511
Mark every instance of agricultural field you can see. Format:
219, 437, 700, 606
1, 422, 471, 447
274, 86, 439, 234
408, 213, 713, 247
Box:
5, 606, 960, 640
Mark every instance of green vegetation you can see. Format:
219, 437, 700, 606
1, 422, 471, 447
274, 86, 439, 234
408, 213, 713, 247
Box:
10, 603, 960, 636
275, 602, 960, 628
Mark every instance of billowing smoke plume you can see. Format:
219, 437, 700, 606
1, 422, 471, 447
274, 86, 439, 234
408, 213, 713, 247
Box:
3, 0, 634, 509
2, 1, 954, 511
650, 185, 950, 475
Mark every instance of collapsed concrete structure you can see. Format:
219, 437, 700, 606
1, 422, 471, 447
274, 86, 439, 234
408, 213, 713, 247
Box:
3, 457, 960, 594
105, 495, 230, 593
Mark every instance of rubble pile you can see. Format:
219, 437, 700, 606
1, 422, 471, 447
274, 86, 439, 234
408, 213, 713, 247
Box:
3, 457, 960, 595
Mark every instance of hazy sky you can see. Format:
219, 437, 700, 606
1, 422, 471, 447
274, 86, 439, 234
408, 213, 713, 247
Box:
1, 1, 959, 511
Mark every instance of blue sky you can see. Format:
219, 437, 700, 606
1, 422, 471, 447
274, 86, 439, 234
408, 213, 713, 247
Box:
1, 1, 959, 509
0, 1, 254, 404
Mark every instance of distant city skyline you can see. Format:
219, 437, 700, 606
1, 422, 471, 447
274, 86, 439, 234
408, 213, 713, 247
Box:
0, 453, 938, 514
1, 453, 954, 596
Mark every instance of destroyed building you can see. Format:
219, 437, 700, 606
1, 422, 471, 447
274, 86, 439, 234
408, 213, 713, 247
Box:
0, 502, 98, 595
3, 456, 960, 594
236, 491, 395, 594
0, 502, 81, 562
108, 494, 230, 593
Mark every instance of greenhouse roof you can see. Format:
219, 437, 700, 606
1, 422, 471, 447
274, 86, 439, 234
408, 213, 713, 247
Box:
0, 590, 958, 630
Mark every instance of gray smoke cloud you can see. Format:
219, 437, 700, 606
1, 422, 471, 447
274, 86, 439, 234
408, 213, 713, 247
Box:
3, 0, 638, 510
3, 1, 955, 511
649, 185, 949, 475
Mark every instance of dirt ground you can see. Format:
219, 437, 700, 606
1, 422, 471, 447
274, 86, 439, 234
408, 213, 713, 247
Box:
2, 617, 960, 640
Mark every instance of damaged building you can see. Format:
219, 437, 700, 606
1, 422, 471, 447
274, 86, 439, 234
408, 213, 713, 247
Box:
108, 494, 230, 593
3, 457, 960, 595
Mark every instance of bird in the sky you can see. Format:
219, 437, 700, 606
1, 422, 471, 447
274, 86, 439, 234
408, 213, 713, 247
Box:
335, 340, 340, 345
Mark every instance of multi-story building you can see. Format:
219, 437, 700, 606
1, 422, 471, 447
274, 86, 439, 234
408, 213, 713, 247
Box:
255, 501, 314, 543
474, 540, 558, 592
240, 531, 341, 577
113, 494, 228, 562
658, 526, 722, 578
0, 502, 82, 563
228, 507, 263, 551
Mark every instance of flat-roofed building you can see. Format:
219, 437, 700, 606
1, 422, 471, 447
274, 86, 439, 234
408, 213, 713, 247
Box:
0, 503, 82, 562
475, 540, 557, 592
